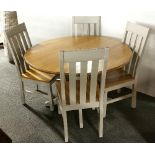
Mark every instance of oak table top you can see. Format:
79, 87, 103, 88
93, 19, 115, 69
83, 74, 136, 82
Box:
24, 36, 132, 75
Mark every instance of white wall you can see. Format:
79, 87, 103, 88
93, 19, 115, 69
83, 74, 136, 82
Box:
17, 12, 72, 44
17, 11, 155, 43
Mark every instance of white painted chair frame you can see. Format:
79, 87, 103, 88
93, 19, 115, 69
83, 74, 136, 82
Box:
4, 23, 55, 110
104, 22, 149, 116
57, 48, 109, 142
72, 16, 101, 36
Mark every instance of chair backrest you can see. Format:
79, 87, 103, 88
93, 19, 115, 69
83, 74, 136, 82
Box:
122, 22, 149, 76
4, 23, 32, 76
72, 16, 101, 36
59, 48, 109, 106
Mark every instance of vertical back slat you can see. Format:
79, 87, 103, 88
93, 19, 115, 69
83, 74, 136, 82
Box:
130, 33, 137, 49
16, 33, 29, 70
88, 24, 90, 36
90, 60, 99, 104
72, 17, 75, 36
83, 24, 86, 36
128, 32, 133, 46
132, 34, 138, 53
24, 30, 32, 47
126, 31, 132, 45
9, 38, 22, 74
127, 35, 141, 74
132, 36, 143, 75
130, 36, 143, 75
122, 31, 128, 43
69, 62, 76, 105
94, 24, 96, 36
60, 52, 66, 105
80, 61, 87, 104
99, 49, 109, 103
135, 36, 143, 54
16, 33, 25, 55
20, 32, 29, 50
90, 24, 94, 36
82, 24, 84, 36
125, 34, 138, 74
11, 36, 26, 73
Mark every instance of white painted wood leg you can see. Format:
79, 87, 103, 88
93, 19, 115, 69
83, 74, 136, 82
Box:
103, 92, 107, 118
58, 106, 61, 114
48, 83, 54, 111
99, 105, 103, 138
62, 110, 68, 142
79, 109, 83, 128
131, 84, 137, 109
20, 80, 25, 104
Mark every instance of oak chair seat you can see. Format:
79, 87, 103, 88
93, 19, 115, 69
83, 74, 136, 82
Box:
105, 69, 134, 92
22, 67, 55, 83
56, 79, 100, 107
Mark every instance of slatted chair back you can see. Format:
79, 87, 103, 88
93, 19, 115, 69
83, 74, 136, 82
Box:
122, 22, 149, 77
72, 16, 101, 36
59, 48, 109, 106
4, 23, 32, 76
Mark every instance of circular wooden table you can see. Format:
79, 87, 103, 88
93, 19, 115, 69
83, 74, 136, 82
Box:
24, 36, 132, 75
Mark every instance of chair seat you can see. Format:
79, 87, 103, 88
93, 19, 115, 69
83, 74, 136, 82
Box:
105, 68, 135, 91
22, 67, 55, 83
56, 79, 100, 105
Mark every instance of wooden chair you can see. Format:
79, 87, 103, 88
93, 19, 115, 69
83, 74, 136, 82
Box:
103, 22, 149, 117
56, 48, 109, 142
72, 16, 101, 36
4, 23, 56, 110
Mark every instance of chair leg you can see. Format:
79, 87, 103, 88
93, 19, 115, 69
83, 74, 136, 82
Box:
48, 83, 54, 111
62, 110, 68, 142
19, 80, 25, 105
79, 109, 83, 128
131, 84, 137, 109
103, 92, 107, 118
58, 105, 61, 114
99, 105, 104, 138
36, 84, 39, 91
